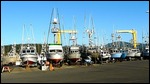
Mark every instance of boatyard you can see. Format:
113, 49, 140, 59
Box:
1, 60, 149, 83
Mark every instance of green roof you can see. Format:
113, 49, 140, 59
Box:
49, 43, 62, 45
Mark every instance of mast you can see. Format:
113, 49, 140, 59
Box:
82, 13, 86, 46
30, 24, 35, 47
47, 8, 54, 45
111, 33, 114, 48
61, 15, 67, 46
22, 24, 25, 46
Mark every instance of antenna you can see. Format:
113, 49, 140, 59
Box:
22, 24, 25, 45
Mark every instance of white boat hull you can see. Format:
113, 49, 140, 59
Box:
20, 54, 38, 65
47, 44, 64, 63
47, 53, 64, 63
135, 52, 141, 57
127, 52, 135, 57
101, 54, 111, 59
68, 53, 81, 62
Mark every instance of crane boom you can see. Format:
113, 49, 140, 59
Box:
55, 30, 77, 44
116, 29, 137, 49
60, 30, 77, 34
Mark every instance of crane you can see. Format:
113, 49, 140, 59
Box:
116, 29, 137, 49
51, 29, 77, 44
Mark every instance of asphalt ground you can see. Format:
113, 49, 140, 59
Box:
1, 60, 149, 83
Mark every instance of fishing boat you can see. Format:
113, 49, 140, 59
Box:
126, 48, 136, 57
67, 35, 81, 64
126, 48, 141, 60
99, 49, 111, 63
46, 8, 64, 67
99, 34, 111, 63
2, 43, 20, 65
109, 33, 122, 62
20, 44, 38, 67
110, 48, 122, 59
83, 16, 99, 64
134, 49, 142, 59
19, 24, 38, 67
120, 49, 128, 59
118, 36, 127, 60
142, 45, 149, 59
46, 44, 64, 66
142, 35, 149, 59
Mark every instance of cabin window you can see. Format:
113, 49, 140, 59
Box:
75, 51, 78, 52
27, 50, 30, 53
31, 50, 35, 53
57, 50, 62, 52
23, 50, 26, 53
50, 50, 55, 52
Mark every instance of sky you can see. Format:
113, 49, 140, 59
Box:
1, 1, 149, 46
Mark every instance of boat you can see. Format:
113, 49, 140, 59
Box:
99, 49, 111, 59
82, 16, 99, 64
46, 44, 64, 66
98, 35, 111, 63
46, 8, 64, 67
126, 48, 141, 60
2, 43, 21, 65
110, 48, 122, 59
142, 34, 149, 59
118, 37, 127, 60
67, 35, 81, 64
134, 49, 141, 58
99, 49, 111, 63
109, 33, 122, 61
68, 46, 81, 63
120, 49, 128, 59
19, 24, 38, 67
20, 44, 38, 67
142, 45, 149, 59
126, 48, 136, 58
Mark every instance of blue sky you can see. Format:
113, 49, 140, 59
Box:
1, 1, 149, 46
